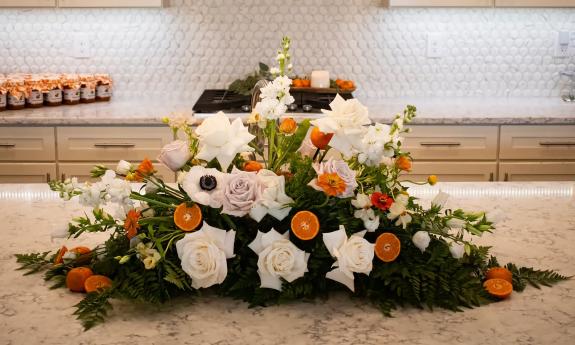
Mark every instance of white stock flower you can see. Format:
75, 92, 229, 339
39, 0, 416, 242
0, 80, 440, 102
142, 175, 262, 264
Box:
249, 169, 294, 222
175, 223, 236, 289
323, 226, 374, 292
78, 182, 106, 208
158, 140, 191, 171
106, 178, 132, 204
357, 123, 395, 166
195, 112, 255, 171
311, 95, 371, 157
116, 160, 132, 175
248, 229, 309, 291
254, 76, 294, 120
387, 194, 412, 229
449, 242, 465, 259
167, 111, 196, 129
432, 191, 449, 208
412, 231, 431, 253
269, 67, 280, 75
181, 166, 225, 209
308, 159, 358, 198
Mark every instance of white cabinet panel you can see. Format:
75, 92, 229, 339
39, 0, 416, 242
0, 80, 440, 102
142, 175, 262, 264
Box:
499, 162, 575, 181
496, 0, 575, 7
59, 162, 175, 183
401, 161, 497, 182
58, 0, 163, 7
0, 127, 56, 161
0, 0, 55, 7
500, 125, 575, 160
0, 163, 56, 183
387, 0, 493, 6
403, 126, 498, 160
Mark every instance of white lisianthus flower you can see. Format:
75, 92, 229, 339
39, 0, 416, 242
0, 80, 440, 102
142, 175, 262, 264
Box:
447, 217, 466, 229
175, 223, 236, 289
322, 226, 374, 292
220, 168, 261, 217
250, 169, 293, 222
449, 242, 465, 259
195, 112, 255, 171
135, 242, 162, 270
308, 159, 358, 198
412, 231, 431, 253
157, 140, 191, 171
311, 95, 371, 158
353, 208, 380, 232
181, 166, 225, 209
248, 229, 309, 291
387, 194, 412, 229
116, 160, 132, 175
432, 191, 449, 208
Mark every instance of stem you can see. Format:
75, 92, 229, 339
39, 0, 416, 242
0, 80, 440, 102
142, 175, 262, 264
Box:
130, 193, 177, 209
312, 148, 320, 161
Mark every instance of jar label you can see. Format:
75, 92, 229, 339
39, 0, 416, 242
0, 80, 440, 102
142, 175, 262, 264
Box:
81, 87, 96, 100
96, 85, 112, 98
63, 88, 81, 101
0, 94, 6, 107
27, 90, 44, 105
8, 94, 25, 106
44, 89, 62, 103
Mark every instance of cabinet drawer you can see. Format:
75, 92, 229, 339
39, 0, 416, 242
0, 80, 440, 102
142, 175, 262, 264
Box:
500, 125, 575, 160
401, 161, 497, 182
403, 126, 498, 160
57, 127, 172, 162
0, 127, 56, 161
59, 162, 175, 183
499, 162, 575, 181
0, 163, 56, 183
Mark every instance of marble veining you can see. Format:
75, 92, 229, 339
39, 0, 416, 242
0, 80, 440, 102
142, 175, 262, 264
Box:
0, 97, 574, 126
0, 182, 574, 345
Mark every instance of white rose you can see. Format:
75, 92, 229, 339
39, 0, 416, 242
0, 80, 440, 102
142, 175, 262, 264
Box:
322, 226, 374, 292
249, 169, 294, 222
116, 160, 132, 175
449, 242, 465, 259
248, 229, 309, 291
309, 159, 358, 198
181, 166, 225, 209
412, 231, 431, 253
157, 140, 191, 172
175, 223, 236, 289
220, 168, 261, 217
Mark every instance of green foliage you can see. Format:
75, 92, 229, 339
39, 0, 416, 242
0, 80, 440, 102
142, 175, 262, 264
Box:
504, 263, 571, 292
15, 251, 53, 275
228, 62, 271, 96
68, 208, 119, 238
73, 289, 115, 330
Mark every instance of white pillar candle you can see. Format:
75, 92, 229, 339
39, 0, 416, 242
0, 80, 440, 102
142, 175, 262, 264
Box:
311, 70, 330, 88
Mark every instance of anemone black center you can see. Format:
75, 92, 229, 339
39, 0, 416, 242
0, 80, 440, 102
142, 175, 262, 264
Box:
199, 175, 217, 191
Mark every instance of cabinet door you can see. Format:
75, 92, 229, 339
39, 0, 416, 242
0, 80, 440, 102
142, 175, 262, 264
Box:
403, 126, 498, 160
496, 0, 575, 7
0, 0, 56, 7
500, 125, 575, 160
400, 162, 497, 182
0, 163, 56, 183
387, 0, 493, 6
0, 127, 56, 161
58, 0, 162, 7
499, 162, 575, 181
57, 126, 172, 162
59, 163, 175, 183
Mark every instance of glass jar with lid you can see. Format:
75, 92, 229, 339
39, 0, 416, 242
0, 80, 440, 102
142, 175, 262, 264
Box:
95, 74, 113, 102
79, 74, 97, 103
25, 75, 45, 108
61, 74, 81, 105
6, 76, 27, 110
0, 77, 7, 112
42, 74, 63, 106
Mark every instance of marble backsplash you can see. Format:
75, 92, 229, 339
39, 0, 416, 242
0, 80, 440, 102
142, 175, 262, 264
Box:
0, 0, 574, 102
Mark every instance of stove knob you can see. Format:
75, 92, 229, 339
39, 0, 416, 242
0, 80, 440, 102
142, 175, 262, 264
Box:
288, 103, 298, 111
241, 105, 251, 113
302, 104, 313, 112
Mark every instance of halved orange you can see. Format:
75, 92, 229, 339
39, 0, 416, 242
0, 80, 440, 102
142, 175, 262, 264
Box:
174, 202, 202, 231
291, 211, 320, 240
54, 245, 68, 265
486, 267, 513, 284
484, 278, 513, 299
66, 267, 94, 293
374, 233, 401, 262
84, 275, 113, 293
70, 246, 92, 264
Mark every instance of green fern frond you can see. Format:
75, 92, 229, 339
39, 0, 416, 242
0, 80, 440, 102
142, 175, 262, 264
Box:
73, 289, 115, 330
505, 263, 571, 292
14, 251, 53, 275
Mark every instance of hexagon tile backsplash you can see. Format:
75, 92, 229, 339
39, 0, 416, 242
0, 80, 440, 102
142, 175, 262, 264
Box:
0, 0, 574, 102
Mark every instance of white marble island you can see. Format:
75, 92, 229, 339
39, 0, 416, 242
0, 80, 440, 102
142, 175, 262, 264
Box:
0, 182, 574, 345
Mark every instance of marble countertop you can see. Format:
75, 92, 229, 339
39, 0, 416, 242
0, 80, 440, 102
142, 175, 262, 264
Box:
0, 182, 574, 345
0, 97, 573, 126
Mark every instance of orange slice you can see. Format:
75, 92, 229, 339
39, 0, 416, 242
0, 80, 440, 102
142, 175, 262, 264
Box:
70, 246, 93, 264
66, 267, 94, 293
374, 233, 401, 262
483, 278, 513, 299
174, 202, 202, 231
291, 211, 320, 240
486, 267, 513, 284
54, 245, 68, 265
84, 275, 113, 293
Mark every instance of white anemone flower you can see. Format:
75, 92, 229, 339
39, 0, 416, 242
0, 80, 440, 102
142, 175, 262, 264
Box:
181, 166, 225, 209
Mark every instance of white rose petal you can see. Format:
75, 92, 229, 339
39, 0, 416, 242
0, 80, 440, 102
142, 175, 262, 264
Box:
412, 231, 431, 253
449, 242, 465, 259
249, 169, 293, 222
116, 160, 132, 175
158, 140, 191, 171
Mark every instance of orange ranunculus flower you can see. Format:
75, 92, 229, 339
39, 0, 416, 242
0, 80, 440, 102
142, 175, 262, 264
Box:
316, 173, 347, 197
127, 158, 155, 181
243, 160, 263, 172
279, 117, 298, 135
310, 127, 334, 150
395, 156, 412, 171
124, 209, 141, 240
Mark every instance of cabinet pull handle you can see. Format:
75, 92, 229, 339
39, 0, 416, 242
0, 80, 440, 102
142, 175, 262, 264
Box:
504, 173, 509, 182
538, 141, 575, 146
489, 173, 494, 182
420, 142, 461, 147
46, 173, 51, 182
94, 143, 136, 148
0, 143, 16, 148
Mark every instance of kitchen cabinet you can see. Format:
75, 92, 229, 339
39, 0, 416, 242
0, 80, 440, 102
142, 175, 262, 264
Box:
58, 0, 163, 7
402, 162, 496, 182
500, 125, 575, 160
499, 162, 575, 181
495, 0, 575, 7
0, 127, 56, 162
0, 0, 56, 7
0, 163, 56, 183
386, 0, 493, 7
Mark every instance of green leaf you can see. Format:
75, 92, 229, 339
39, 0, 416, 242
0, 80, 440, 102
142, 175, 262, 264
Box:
14, 251, 53, 275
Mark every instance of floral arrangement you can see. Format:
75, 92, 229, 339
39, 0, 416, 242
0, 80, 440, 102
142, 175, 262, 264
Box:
16, 37, 569, 330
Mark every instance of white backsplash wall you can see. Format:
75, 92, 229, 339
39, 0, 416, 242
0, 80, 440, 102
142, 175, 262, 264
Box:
0, 0, 574, 102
